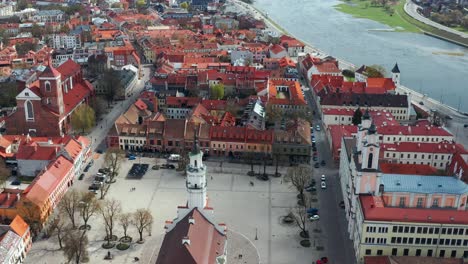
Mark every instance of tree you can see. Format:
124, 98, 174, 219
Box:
210, 83, 225, 99
58, 189, 80, 229
15, 42, 36, 56
132, 209, 153, 243
79, 192, 100, 230
461, 15, 468, 30
100, 199, 122, 246
265, 104, 282, 124
49, 212, 70, 249
119, 213, 132, 239
104, 147, 125, 183
31, 24, 43, 38
291, 194, 312, 238
90, 97, 106, 120
284, 166, 312, 202
99, 181, 110, 200
62, 229, 89, 264
0, 29, 10, 46
59, 24, 70, 34
16, 0, 27, 10
71, 104, 96, 134
366, 65, 386, 78
100, 70, 123, 106
352, 107, 363, 125
180, 2, 189, 9
0, 160, 10, 190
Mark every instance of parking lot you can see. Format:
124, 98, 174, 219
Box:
25, 154, 334, 264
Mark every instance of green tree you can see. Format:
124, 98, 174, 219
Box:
71, 104, 96, 134
31, 24, 43, 38
16, 0, 27, 10
0, 82, 18, 107
366, 65, 386, 78
15, 42, 37, 56
0, 29, 10, 46
180, 2, 189, 9
352, 108, 363, 125
100, 70, 123, 106
210, 83, 225, 99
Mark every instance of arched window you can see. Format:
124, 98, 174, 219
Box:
194, 160, 197, 167
25, 101, 34, 121
368, 153, 373, 168
45, 81, 51, 92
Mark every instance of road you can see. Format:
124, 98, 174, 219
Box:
87, 65, 152, 153
301, 78, 356, 264
404, 0, 468, 39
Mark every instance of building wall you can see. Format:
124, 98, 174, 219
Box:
321, 105, 410, 121
381, 192, 467, 211
119, 136, 147, 151
382, 150, 452, 170
358, 221, 468, 262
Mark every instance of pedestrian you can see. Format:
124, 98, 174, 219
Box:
101, 125, 102, 129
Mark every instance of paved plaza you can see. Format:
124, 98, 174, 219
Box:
25, 156, 329, 264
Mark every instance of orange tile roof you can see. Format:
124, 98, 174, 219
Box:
9, 215, 29, 237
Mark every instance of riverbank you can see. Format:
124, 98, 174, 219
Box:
227, 0, 468, 117
334, 0, 419, 32
334, 0, 468, 47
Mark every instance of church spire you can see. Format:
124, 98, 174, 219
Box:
191, 127, 200, 155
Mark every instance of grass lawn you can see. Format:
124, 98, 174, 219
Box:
335, 0, 421, 32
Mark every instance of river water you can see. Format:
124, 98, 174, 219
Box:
250, 0, 468, 112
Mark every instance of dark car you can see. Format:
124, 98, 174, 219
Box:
321, 160, 326, 166
339, 201, 345, 209
312, 147, 317, 152
313, 156, 318, 161
314, 163, 320, 168
97, 149, 104, 154
11, 180, 21, 185
161, 164, 176, 169
464, 124, 468, 128
78, 174, 85, 180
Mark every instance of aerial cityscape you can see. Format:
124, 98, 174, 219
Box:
0, 0, 466, 263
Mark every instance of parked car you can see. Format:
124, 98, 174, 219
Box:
321, 160, 326, 166
307, 208, 319, 215
11, 180, 21, 185
464, 124, 468, 128
339, 201, 345, 209
314, 163, 319, 168
168, 154, 181, 161
313, 156, 318, 161
305, 187, 316, 192
309, 215, 320, 221
78, 174, 85, 180
96, 149, 104, 154
315, 125, 321, 131
161, 164, 176, 169
98, 168, 110, 174
321, 174, 326, 181
128, 155, 136, 160
321, 181, 327, 189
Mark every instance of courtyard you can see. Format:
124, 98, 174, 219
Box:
25, 156, 328, 264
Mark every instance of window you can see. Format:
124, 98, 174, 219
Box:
417, 227, 422, 233
434, 228, 440, 234
409, 238, 413, 244
398, 226, 403, 233
399, 197, 406, 207
447, 228, 452, 235
393, 226, 398, 232
45, 81, 51, 92
377, 250, 383, 256
403, 249, 409, 256
392, 248, 398, 256
391, 237, 396, 243
416, 249, 421, 256
415, 238, 420, 244
410, 227, 415, 233
403, 237, 408, 244
404, 227, 409, 233
423, 227, 428, 234
442, 228, 446, 234
433, 198, 439, 207
365, 249, 371, 255
439, 250, 445, 257
451, 250, 457, 258
417, 198, 423, 207
427, 250, 433, 257
429, 228, 434, 234
25, 101, 34, 121
368, 153, 373, 168
464, 251, 468, 258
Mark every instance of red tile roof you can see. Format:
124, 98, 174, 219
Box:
9, 215, 29, 237
40, 65, 61, 78
359, 195, 468, 224
62, 82, 92, 115
366, 78, 396, 92
269, 44, 286, 55
381, 141, 467, 155
156, 208, 226, 264
380, 163, 440, 175
57, 59, 80, 79
378, 125, 452, 137
166, 97, 202, 108
201, 100, 227, 111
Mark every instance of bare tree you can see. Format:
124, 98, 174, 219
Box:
99, 182, 110, 200
291, 195, 312, 238
49, 212, 70, 249
132, 209, 154, 243
284, 166, 312, 202
119, 213, 132, 239
79, 192, 100, 230
0, 159, 10, 190
59, 189, 80, 229
104, 147, 125, 183
100, 199, 122, 245
62, 229, 89, 264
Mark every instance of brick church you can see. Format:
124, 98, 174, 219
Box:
6, 59, 94, 137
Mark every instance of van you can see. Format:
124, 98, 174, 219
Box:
168, 154, 181, 161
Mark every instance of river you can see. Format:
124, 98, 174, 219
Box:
249, 0, 468, 112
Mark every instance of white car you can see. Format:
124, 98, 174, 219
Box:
321, 181, 327, 189
321, 175, 326, 181
309, 215, 320, 221
315, 125, 321, 131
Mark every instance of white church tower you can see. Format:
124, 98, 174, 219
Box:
391, 63, 400, 87
186, 130, 207, 209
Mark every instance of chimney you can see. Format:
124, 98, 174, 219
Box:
7, 193, 10, 200
48, 138, 53, 145
182, 236, 190, 245
16, 193, 20, 201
